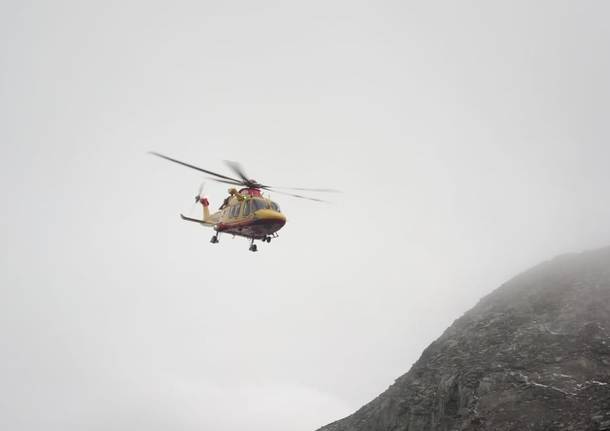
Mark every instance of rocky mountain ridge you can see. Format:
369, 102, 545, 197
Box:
317, 247, 610, 431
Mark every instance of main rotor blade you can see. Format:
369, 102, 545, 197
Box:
224, 160, 250, 183
266, 186, 341, 193
206, 177, 244, 186
150, 152, 242, 183
264, 188, 328, 203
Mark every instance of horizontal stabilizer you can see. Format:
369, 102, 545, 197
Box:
180, 214, 214, 227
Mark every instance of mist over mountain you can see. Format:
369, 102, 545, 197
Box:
318, 247, 610, 431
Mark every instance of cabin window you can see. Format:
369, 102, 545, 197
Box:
270, 201, 281, 212
242, 200, 252, 216
251, 199, 268, 211
230, 204, 241, 218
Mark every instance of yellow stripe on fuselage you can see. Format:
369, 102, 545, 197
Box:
253, 209, 286, 223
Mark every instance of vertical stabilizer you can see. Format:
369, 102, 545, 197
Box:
201, 198, 211, 221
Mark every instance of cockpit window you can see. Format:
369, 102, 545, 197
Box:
251, 199, 268, 211
270, 201, 281, 212
242, 200, 252, 216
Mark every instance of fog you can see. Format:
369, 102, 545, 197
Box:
1, 1, 609, 430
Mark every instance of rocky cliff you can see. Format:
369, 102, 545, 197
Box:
318, 247, 610, 431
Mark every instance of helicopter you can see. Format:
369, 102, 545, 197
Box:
150, 152, 338, 252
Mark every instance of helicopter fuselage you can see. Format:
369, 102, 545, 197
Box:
151, 152, 333, 251
201, 188, 286, 240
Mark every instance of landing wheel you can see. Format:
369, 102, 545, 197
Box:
249, 243, 258, 252
263, 236, 271, 243
210, 235, 219, 244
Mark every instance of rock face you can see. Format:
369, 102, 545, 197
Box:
318, 247, 610, 431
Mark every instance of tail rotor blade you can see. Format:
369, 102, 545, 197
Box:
195, 181, 205, 202
191, 182, 205, 214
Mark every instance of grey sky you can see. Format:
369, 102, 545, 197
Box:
1, 1, 609, 430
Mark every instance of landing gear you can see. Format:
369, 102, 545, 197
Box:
263, 236, 272, 243
249, 239, 258, 252
210, 235, 219, 244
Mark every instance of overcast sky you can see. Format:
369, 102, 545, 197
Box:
2, 1, 610, 430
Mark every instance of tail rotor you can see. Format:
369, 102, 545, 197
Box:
190, 182, 206, 213
195, 182, 205, 203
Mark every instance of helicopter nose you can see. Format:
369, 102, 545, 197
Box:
254, 209, 287, 224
